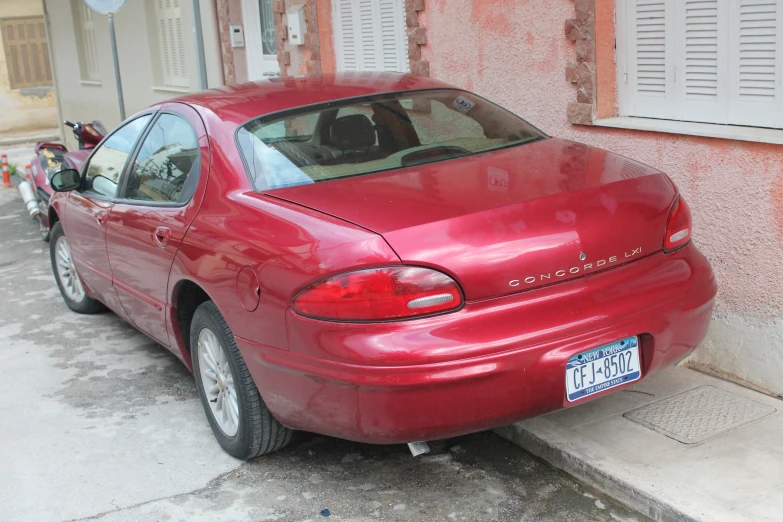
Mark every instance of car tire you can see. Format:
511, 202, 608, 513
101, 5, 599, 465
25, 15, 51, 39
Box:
191, 301, 293, 459
50, 222, 105, 314
38, 203, 50, 242
39, 218, 50, 242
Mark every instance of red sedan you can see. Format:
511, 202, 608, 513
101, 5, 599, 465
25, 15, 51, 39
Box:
47, 73, 716, 459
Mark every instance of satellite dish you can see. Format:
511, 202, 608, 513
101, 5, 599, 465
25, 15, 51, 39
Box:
83, 0, 126, 15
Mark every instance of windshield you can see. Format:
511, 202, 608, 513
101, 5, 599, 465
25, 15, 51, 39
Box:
236, 89, 546, 190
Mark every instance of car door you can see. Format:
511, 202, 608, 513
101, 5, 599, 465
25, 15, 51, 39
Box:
105, 104, 209, 346
65, 114, 153, 315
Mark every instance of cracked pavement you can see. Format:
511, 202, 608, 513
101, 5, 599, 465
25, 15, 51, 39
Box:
0, 173, 647, 522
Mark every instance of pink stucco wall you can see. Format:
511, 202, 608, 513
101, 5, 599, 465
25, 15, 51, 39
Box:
421, 0, 783, 393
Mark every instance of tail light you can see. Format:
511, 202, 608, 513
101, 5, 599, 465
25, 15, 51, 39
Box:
292, 266, 464, 321
664, 196, 692, 252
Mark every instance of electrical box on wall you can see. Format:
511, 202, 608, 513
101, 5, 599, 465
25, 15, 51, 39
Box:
230, 25, 245, 48
286, 4, 306, 46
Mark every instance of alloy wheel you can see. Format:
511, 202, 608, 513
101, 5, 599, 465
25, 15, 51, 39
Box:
197, 328, 239, 437
54, 236, 85, 302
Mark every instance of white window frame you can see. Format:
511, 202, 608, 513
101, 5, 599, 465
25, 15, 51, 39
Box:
615, 0, 783, 135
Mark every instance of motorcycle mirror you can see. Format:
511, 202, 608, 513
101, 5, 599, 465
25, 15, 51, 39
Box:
51, 169, 81, 193
91, 121, 108, 135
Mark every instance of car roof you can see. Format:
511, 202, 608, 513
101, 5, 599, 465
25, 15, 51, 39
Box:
171, 72, 455, 126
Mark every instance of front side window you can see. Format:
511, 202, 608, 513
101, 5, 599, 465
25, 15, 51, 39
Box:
237, 89, 545, 190
124, 114, 200, 204
84, 115, 152, 198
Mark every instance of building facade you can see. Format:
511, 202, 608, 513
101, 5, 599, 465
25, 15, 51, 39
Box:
0, 0, 58, 135
416, 0, 783, 397
43, 0, 226, 149
43, 0, 783, 397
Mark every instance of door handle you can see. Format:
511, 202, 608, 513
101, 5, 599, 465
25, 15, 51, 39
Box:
96, 211, 107, 227
154, 226, 171, 248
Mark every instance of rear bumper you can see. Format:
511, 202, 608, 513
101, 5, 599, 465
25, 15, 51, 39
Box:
236, 242, 717, 444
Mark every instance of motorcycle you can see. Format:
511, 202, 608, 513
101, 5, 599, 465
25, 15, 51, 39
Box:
21, 120, 107, 241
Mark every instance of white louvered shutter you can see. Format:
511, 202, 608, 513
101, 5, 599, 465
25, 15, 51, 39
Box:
155, 0, 188, 87
621, 0, 783, 128
626, 0, 676, 118
379, 0, 409, 72
674, 0, 729, 123
358, 0, 377, 69
335, 0, 358, 70
78, 2, 100, 80
334, 0, 409, 73
728, 0, 783, 128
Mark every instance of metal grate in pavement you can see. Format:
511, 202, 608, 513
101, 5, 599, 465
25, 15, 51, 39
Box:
623, 385, 777, 444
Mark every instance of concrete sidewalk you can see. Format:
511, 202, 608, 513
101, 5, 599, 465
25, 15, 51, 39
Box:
496, 367, 782, 522
0, 127, 59, 147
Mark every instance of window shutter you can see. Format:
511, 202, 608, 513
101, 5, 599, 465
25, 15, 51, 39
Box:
1, 17, 52, 89
621, 0, 783, 128
77, 2, 100, 80
358, 0, 377, 70
379, 0, 409, 72
626, 0, 676, 118
674, 0, 729, 123
728, 0, 783, 128
335, 0, 357, 70
155, 0, 188, 87
334, 0, 409, 73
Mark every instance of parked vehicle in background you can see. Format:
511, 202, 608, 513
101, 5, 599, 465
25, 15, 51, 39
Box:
44, 73, 717, 460
25, 120, 106, 240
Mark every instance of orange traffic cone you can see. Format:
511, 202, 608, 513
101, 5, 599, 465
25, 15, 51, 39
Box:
1, 154, 11, 187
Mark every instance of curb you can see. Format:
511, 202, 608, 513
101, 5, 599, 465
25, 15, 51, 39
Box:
0, 134, 59, 147
493, 423, 702, 522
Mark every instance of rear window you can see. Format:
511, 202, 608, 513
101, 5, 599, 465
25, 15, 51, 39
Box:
236, 89, 545, 190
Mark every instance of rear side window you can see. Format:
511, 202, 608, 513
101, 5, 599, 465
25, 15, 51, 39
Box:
256, 113, 320, 141
236, 89, 545, 190
123, 114, 200, 204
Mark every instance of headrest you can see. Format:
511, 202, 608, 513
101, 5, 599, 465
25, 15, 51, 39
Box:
329, 114, 375, 149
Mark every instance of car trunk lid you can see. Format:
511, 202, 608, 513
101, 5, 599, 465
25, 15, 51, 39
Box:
268, 138, 677, 300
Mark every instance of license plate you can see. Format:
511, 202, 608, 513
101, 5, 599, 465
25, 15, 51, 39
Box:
565, 337, 640, 402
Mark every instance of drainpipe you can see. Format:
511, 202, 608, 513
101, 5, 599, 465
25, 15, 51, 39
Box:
191, 0, 209, 90
41, 0, 66, 145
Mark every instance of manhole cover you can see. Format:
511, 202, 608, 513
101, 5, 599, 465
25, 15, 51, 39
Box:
624, 385, 777, 444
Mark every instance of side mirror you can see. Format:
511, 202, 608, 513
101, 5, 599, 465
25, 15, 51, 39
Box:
50, 169, 81, 192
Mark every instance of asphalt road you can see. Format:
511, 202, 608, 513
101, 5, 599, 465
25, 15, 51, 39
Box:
0, 171, 646, 522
